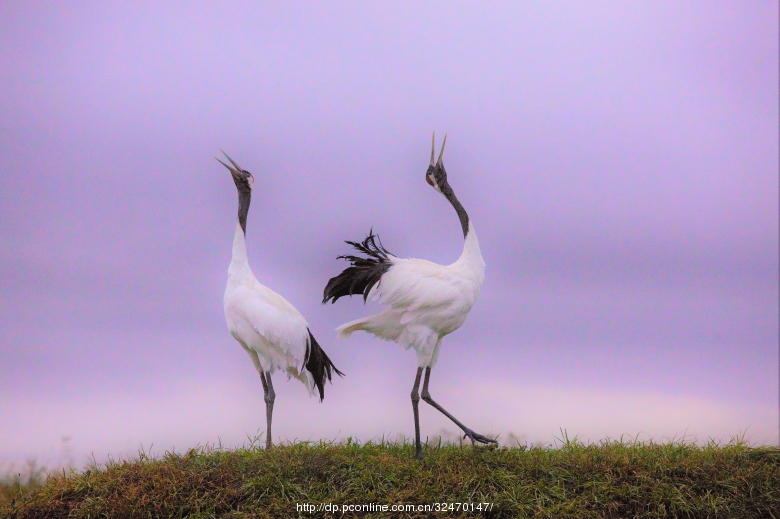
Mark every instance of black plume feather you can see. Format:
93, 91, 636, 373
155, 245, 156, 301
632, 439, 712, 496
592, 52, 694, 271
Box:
304, 329, 344, 402
322, 229, 395, 304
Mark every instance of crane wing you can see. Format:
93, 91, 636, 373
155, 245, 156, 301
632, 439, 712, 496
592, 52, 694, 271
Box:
368, 258, 476, 324
226, 282, 310, 368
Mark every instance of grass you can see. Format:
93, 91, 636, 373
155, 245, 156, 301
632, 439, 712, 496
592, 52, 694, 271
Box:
2, 435, 779, 518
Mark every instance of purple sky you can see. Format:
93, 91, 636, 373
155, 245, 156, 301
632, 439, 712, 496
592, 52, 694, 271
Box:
1, 2, 778, 470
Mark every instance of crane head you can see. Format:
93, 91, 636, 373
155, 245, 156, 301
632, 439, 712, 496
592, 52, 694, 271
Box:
426, 131, 448, 194
216, 150, 254, 193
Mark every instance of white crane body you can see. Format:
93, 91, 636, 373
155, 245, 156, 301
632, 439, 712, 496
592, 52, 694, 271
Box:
336, 222, 485, 368
323, 133, 495, 459
224, 223, 317, 394
218, 151, 342, 449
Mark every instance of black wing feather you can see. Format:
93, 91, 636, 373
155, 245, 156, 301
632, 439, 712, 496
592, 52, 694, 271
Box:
322, 230, 395, 304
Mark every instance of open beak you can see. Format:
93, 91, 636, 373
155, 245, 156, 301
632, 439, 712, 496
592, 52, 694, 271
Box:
427, 131, 446, 188
216, 150, 243, 179
430, 131, 447, 167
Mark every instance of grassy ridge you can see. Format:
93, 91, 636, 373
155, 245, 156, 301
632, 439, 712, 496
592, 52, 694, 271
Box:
2, 437, 779, 518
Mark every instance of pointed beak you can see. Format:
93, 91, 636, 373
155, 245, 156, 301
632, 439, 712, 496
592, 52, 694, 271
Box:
436, 133, 447, 166
430, 131, 435, 167
216, 150, 243, 179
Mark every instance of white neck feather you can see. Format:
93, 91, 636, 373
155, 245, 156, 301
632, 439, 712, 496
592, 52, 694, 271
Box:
228, 222, 252, 280
456, 221, 486, 283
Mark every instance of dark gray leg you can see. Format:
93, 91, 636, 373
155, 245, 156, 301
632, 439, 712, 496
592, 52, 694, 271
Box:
410, 367, 424, 460
259, 369, 269, 394
260, 371, 276, 450
421, 367, 496, 446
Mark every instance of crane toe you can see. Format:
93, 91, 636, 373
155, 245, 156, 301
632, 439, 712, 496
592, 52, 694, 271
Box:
462, 429, 498, 445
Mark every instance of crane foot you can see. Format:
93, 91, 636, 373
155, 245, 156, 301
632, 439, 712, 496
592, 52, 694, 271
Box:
462, 429, 498, 445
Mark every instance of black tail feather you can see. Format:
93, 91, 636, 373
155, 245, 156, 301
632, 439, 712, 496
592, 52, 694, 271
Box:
304, 329, 344, 402
322, 230, 394, 304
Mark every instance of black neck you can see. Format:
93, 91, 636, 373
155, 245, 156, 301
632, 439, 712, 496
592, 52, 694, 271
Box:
237, 189, 251, 234
441, 182, 469, 238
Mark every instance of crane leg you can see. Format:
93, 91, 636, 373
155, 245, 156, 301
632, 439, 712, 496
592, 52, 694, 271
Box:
421, 367, 496, 446
260, 371, 276, 450
242, 345, 275, 449
410, 367, 424, 460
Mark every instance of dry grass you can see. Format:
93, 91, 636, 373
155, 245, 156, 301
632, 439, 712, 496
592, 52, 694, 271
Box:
2, 435, 779, 518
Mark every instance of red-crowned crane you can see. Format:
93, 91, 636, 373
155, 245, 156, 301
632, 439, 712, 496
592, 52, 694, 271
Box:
323, 134, 495, 459
219, 151, 343, 450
